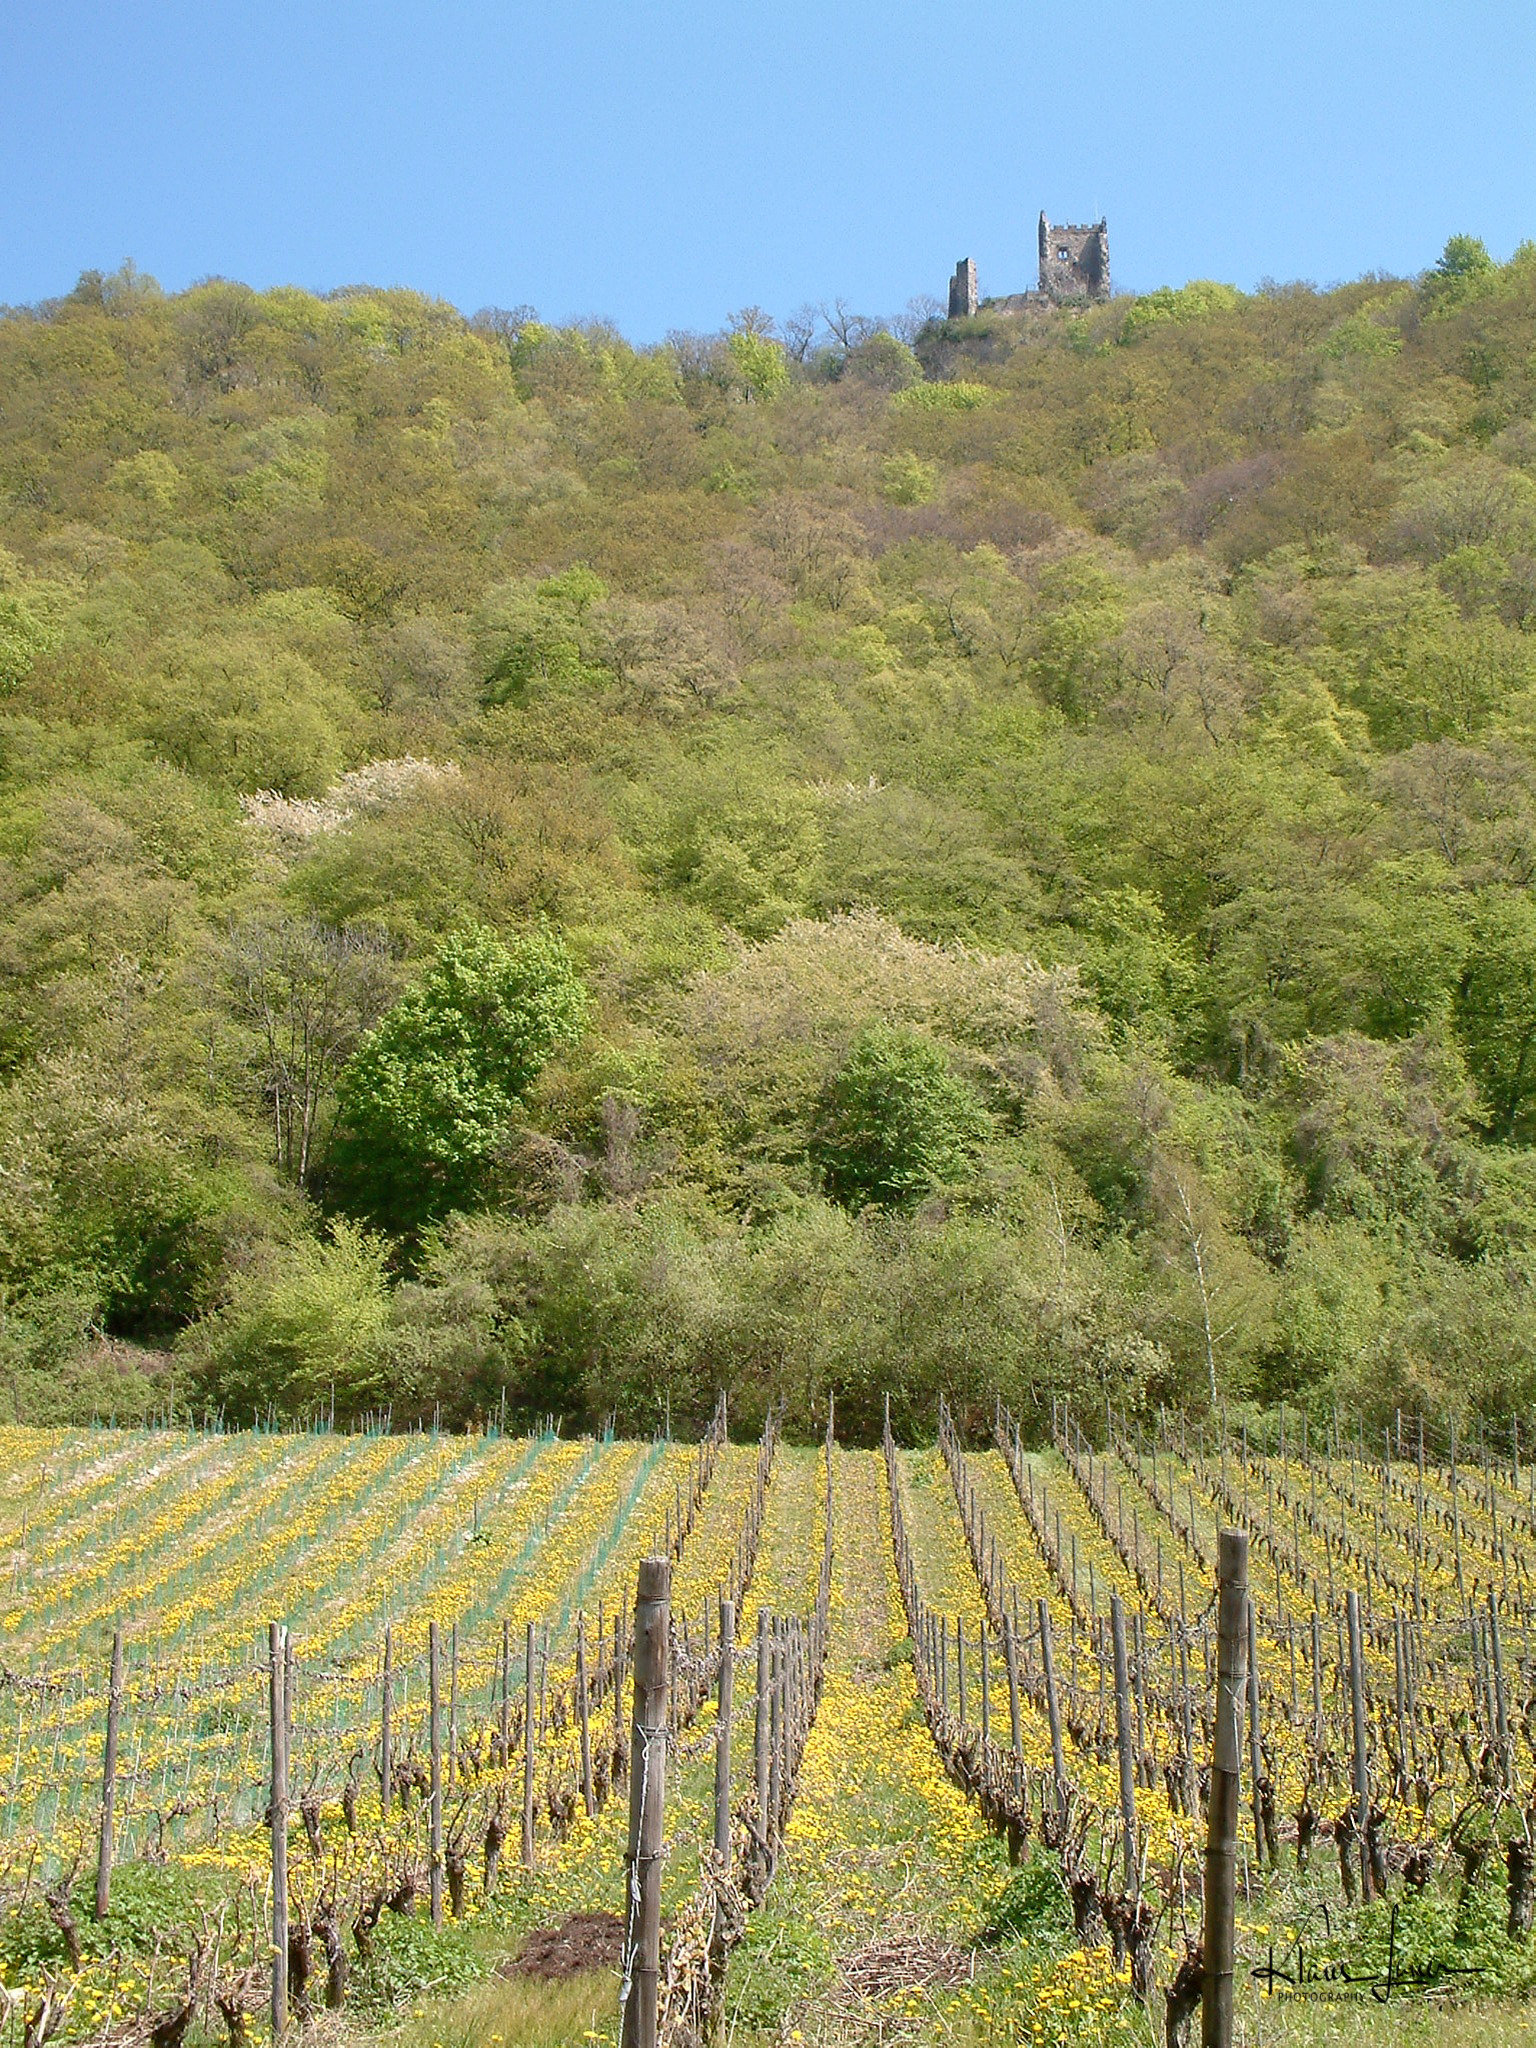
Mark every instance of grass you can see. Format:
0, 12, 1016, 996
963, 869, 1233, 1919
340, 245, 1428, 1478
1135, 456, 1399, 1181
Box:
1241, 1992, 1536, 2047
355, 1967, 618, 2048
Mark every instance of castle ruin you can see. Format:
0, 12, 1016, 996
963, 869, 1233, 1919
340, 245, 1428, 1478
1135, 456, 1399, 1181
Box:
948, 214, 1109, 317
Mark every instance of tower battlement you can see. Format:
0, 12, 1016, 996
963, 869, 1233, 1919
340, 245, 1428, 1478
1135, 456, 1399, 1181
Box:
1037, 215, 1109, 301
946, 211, 1110, 317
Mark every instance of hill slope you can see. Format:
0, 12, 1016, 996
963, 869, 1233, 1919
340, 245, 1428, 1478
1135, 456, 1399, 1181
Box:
4, 244, 1536, 1433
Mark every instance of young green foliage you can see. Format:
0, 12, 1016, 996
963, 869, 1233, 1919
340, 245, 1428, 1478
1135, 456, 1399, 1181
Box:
330, 926, 588, 1234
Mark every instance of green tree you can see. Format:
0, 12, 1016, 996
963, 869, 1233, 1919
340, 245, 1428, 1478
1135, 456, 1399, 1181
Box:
183, 1221, 393, 1422
330, 926, 587, 1232
476, 567, 608, 706
1119, 280, 1242, 344
1422, 234, 1498, 314
1454, 892, 1536, 1141
841, 331, 921, 391
811, 1024, 988, 1209
1074, 887, 1200, 1047
0, 589, 58, 693
726, 329, 790, 401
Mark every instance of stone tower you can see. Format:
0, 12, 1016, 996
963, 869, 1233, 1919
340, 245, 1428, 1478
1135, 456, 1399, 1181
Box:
1037, 215, 1109, 302
941, 214, 1111, 317
947, 257, 978, 320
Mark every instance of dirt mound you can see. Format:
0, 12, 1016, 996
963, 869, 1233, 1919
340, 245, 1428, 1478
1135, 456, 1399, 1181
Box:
504, 1910, 626, 1981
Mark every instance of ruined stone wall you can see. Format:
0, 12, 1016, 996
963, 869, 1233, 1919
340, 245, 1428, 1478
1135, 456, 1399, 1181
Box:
947, 258, 978, 320
1037, 215, 1110, 302
943, 214, 1110, 320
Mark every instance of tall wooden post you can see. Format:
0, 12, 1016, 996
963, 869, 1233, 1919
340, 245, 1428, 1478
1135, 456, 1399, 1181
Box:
1247, 1597, 1263, 1859
448, 1621, 459, 1793
578, 1614, 595, 1818
1178, 1616, 1196, 1814
429, 1620, 444, 1927
1002, 1614, 1022, 1755
715, 1597, 735, 1859
95, 1627, 124, 1921
1202, 1531, 1249, 2048
1346, 1590, 1372, 1901
767, 1623, 784, 1850
269, 1622, 290, 2043
380, 1625, 393, 1813
1110, 1596, 1137, 1895
754, 1608, 770, 1833
499, 1618, 510, 1767
1039, 1599, 1067, 1811
613, 1612, 626, 1767
1489, 1590, 1511, 1789
539, 1622, 549, 1755
522, 1621, 537, 1867
620, 1558, 671, 2048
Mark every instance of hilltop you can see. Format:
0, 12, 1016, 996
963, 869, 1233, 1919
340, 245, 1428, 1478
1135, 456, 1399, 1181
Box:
4, 240, 1536, 1436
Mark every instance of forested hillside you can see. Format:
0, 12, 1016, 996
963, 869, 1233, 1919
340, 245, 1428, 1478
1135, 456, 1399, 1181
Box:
5, 240, 1536, 1437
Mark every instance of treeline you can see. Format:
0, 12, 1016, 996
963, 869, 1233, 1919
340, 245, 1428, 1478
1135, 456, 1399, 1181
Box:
4, 239, 1536, 1437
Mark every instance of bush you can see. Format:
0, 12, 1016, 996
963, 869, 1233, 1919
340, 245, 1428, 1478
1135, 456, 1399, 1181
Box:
1119, 281, 1242, 343
182, 1220, 392, 1422
891, 380, 995, 413
330, 926, 588, 1234
811, 1024, 989, 1210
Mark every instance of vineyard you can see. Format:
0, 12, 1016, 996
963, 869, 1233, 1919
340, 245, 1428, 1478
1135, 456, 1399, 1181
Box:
2, 1404, 1536, 2048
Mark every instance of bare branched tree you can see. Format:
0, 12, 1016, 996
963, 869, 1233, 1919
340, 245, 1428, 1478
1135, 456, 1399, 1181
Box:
727, 305, 777, 339
818, 298, 877, 357
780, 304, 819, 363
1166, 1170, 1237, 1406
890, 294, 944, 345
224, 918, 394, 1188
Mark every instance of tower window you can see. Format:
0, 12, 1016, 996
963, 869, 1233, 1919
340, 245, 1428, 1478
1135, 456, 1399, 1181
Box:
1057, 248, 1071, 260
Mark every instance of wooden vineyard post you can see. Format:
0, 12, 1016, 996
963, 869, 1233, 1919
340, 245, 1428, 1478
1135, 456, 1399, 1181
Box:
1110, 1595, 1137, 1895
767, 1622, 784, 1853
448, 1621, 459, 1793
1202, 1530, 1248, 2048
499, 1618, 510, 1768
754, 1608, 770, 1839
380, 1624, 393, 1814
715, 1597, 735, 1859
539, 1624, 549, 1765
522, 1621, 537, 1868
1489, 1590, 1511, 1790
578, 1615, 595, 1819
1002, 1613, 1023, 1755
1039, 1599, 1067, 1810
95, 1626, 123, 1921
269, 1621, 290, 2043
1178, 1616, 1197, 1815
1391, 1610, 1409, 1788
620, 1557, 671, 2048
429, 1620, 444, 1927
1346, 1590, 1371, 1901
1247, 1597, 1263, 1860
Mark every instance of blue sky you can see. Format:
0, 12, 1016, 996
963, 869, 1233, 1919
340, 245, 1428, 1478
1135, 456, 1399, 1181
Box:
3, 0, 1533, 338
